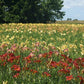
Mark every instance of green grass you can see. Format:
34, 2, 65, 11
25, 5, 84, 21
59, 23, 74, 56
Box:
56, 20, 84, 24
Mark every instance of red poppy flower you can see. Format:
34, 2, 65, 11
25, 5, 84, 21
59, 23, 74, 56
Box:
23, 67, 29, 70
61, 62, 69, 68
34, 60, 41, 63
73, 61, 80, 69
2, 53, 8, 58
8, 53, 15, 57
42, 53, 48, 58
13, 73, 19, 78
11, 65, 21, 72
23, 55, 31, 60
30, 69, 38, 74
50, 61, 59, 68
67, 58, 73, 63
7, 57, 15, 63
1, 62, 7, 66
43, 72, 51, 77
66, 75, 73, 81
82, 58, 84, 62
49, 51, 53, 55
61, 54, 68, 58
15, 55, 20, 60
58, 69, 70, 74
77, 76, 84, 84
67, 66, 72, 70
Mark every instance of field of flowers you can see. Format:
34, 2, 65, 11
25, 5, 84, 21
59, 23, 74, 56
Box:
0, 23, 84, 84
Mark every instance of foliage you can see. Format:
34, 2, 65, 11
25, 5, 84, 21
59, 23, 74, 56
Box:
73, 19, 78, 21
0, 0, 65, 23
67, 18, 72, 21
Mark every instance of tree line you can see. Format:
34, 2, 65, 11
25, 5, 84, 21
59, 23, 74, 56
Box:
0, 0, 65, 23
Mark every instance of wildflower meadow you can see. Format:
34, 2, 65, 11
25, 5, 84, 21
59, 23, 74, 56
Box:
0, 23, 84, 84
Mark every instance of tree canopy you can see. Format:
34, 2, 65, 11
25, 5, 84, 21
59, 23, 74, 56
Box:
0, 0, 65, 23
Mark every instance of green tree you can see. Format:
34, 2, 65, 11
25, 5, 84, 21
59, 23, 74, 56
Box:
19, 0, 41, 23
67, 18, 72, 21
0, 0, 5, 23
3, 0, 21, 23
3, 0, 41, 23
0, 0, 65, 23
39, 0, 65, 23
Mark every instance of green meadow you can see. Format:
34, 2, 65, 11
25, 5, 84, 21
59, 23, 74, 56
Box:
0, 23, 84, 84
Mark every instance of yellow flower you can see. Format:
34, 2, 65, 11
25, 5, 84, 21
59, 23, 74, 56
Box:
69, 44, 74, 48
3, 81, 8, 84
80, 44, 84, 48
6, 35, 9, 38
0, 30, 2, 32
20, 42, 24, 47
81, 49, 84, 55
9, 36, 14, 40
48, 43, 54, 47
73, 45, 77, 49
82, 33, 84, 38
61, 44, 67, 50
